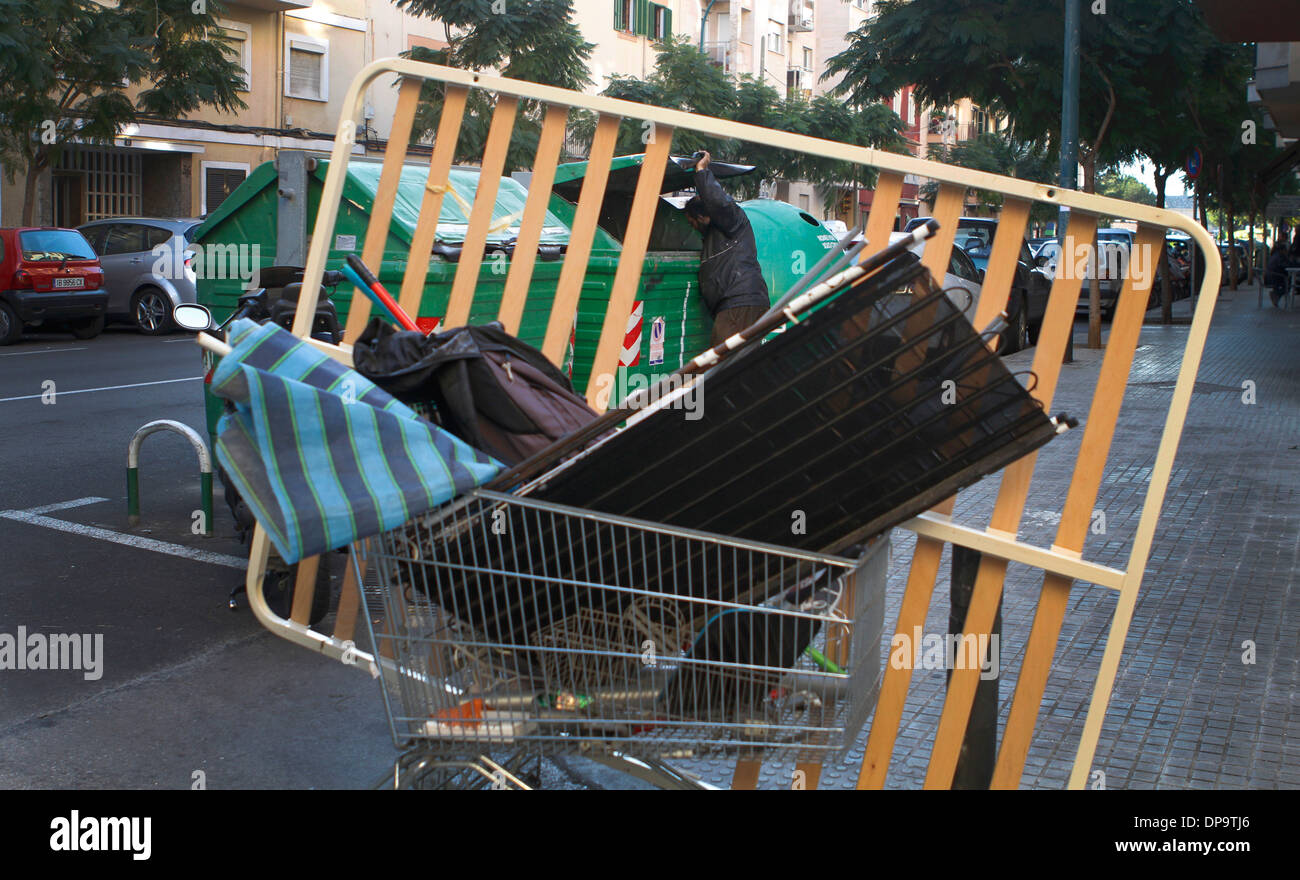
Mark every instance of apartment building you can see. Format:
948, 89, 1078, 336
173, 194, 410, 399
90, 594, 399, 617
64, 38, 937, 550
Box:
1, 0, 449, 227
3, 0, 1005, 230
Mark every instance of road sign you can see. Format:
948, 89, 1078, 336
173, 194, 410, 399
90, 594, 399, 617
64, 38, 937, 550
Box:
1186, 147, 1203, 179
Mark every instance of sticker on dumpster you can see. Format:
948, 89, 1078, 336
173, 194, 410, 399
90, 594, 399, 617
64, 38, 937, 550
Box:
620, 301, 643, 367
334, 234, 357, 251
649, 316, 666, 366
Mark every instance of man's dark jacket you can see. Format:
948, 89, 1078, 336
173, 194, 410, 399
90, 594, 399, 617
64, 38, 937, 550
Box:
693, 167, 770, 317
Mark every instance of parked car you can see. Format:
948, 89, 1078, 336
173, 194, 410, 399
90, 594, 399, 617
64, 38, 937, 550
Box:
1027, 236, 1056, 255
77, 217, 201, 334
905, 215, 1050, 352
0, 227, 108, 345
1217, 240, 1249, 286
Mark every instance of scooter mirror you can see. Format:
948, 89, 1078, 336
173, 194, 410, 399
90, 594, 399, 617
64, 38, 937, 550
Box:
173, 303, 214, 332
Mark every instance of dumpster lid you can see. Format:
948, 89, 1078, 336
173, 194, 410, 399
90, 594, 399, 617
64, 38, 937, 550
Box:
191, 159, 574, 248
552, 154, 755, 201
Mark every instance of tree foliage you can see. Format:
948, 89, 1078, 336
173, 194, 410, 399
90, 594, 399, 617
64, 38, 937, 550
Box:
0, 0, 247, 222
921, 132, 1056, 215
572, 35, 905, 204
824, 0, 1232, 194
399, 0, 594, 171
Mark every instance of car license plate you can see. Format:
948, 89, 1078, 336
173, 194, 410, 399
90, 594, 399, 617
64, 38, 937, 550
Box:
53, 277, 85, 289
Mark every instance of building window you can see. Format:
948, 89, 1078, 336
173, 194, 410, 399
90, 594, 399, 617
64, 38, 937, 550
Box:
802, 47, 813, 70
617, 1, 671, 38
59, 149, 142, 221
201, 162, 249, 216
218, 20, 252, 92
652, 3, 672, 39
285, 34, 328, 102
767, 21, 784, 54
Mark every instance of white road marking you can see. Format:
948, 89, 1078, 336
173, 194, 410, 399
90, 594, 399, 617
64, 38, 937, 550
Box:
164, 337, 199, 343
0, 347, 87, 357
0, 502, 246, 570
0, 376, 200, 403
23, 495, 109, 515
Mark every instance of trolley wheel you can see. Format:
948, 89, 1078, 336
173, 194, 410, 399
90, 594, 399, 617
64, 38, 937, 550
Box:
263, 554, 333, 626
68, 314, 105, 340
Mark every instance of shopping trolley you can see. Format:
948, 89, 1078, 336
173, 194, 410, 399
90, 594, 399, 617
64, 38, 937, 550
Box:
359, 490, 890, 787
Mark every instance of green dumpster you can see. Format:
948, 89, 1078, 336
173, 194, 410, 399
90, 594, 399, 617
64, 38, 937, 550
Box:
190, 154, 837, 438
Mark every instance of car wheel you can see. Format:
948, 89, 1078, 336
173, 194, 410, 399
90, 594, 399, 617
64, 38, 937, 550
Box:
132, 287, 174, 335
0, 301, 22, 345
1001, 295, 1029, 354
68, 314, 105, 340
1013, 296, 1031, 351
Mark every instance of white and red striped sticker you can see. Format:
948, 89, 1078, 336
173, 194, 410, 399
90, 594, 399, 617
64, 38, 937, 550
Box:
619, 300, 643, 367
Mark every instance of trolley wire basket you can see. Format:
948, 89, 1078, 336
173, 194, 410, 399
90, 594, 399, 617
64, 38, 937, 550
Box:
358, 489, 889, 764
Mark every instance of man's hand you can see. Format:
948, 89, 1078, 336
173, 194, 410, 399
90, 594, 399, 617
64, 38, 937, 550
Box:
695, 150, 711, 171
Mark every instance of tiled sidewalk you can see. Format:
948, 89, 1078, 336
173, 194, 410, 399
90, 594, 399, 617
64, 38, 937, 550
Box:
681, 284, 1299, 789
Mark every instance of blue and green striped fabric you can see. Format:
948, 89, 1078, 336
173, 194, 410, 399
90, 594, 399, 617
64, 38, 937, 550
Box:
210, 319, 501, 564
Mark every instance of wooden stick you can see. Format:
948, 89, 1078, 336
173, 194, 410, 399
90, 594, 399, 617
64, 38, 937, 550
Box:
542, 113, 621, 364
344, 76, 422, 343
499, 103, 570, 335
289, 554, 321, 626
920, 212, 1096, 789
584, 127, 675, 408
397, 85, 469, 320
862, 172, 904, 263
992, 225, 1166, 788
732, 759, 761, 790
332, 548, 366, 643
445, 96, 519, 329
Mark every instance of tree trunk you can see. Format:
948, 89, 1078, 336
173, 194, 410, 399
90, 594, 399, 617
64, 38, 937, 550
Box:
1156, 170, 1173, 324
21, 157, 43, 226
1247, 211, 1255, 284
1082, 154, 1101, 349
1227, 207, 1238, 291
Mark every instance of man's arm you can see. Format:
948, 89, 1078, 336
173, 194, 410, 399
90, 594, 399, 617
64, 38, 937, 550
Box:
692, 159, 745, 236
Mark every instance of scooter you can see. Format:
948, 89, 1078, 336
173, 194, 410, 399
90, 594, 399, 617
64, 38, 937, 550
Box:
174, 267, 345, 625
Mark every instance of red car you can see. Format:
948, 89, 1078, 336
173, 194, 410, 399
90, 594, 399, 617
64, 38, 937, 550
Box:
0, 227, 109, 345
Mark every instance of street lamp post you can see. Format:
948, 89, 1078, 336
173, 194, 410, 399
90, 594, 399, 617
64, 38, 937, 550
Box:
1059, 0, 1080, 364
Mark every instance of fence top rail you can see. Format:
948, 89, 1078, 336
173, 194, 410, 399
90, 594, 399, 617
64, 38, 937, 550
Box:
327, 57, 1218, 255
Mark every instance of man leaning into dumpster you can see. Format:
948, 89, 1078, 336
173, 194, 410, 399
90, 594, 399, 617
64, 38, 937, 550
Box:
682, 151, 771, 347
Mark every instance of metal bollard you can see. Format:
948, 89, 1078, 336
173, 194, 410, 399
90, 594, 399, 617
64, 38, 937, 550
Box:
126, 419, 213, 536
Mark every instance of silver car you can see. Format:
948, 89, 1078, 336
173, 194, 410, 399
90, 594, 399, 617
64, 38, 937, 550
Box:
77, 218, 201, 334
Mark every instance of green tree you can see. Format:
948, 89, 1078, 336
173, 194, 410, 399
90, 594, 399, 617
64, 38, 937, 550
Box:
921, 132, 1056, 223
1095, 169, 1156, 206
0, 0, 247, 224
573, 35, 904, 209
396, 0, 594, 171
822, 0, 1234, 194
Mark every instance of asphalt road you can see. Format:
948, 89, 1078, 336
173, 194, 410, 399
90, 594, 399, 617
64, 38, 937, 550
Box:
0, 324, 395, 789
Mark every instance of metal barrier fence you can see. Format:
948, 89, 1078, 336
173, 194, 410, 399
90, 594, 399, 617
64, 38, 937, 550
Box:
231, 58, 1222, 790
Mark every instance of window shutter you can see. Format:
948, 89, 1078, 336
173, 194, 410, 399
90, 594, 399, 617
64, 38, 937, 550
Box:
613, 0, 625, 31
634, 0, 650, 35
206, 169, 246, 214
663, 7, 672, 38
289, 47, 322, 98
